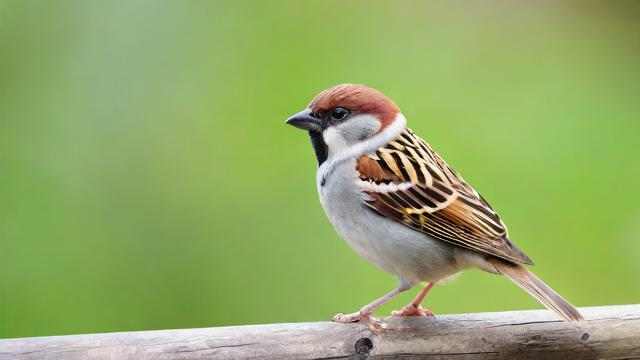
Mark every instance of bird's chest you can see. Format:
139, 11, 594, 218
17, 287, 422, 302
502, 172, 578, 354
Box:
318, 161, 387, 256
316, 161, 463, 283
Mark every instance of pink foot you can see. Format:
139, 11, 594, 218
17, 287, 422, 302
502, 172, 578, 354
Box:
391, 304, 435, 317
333, 312, 387, 331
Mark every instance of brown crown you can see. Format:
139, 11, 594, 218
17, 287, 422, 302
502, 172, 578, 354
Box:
308, 84, 401, 128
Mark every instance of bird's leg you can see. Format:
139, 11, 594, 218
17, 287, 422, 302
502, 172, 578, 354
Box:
392, 282, 435, 317
333, 287, 404, 330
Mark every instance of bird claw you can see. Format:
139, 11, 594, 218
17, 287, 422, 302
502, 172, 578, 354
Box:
332, 312, 388, 331
332, 312, 358, 323
391, 304, 435, 317
362, 315, 388, 331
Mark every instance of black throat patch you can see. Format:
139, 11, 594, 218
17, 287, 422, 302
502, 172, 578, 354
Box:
308, 131, 328, 166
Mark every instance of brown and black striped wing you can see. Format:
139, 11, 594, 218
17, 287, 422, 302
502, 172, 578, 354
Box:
356, 129, 533, 265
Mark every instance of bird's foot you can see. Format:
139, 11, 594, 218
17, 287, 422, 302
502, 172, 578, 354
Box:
391, 304, 435, 317
333, 312, 387, 331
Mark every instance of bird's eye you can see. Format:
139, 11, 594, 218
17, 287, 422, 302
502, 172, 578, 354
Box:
330, 107, 350, 121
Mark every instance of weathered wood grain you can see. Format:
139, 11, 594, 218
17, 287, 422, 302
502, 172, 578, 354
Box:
1, 305, 639, 359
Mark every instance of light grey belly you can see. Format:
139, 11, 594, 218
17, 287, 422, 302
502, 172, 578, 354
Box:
318, 162, 471, 285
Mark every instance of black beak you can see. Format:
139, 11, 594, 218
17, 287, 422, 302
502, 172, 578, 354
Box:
285, 109, 322, 132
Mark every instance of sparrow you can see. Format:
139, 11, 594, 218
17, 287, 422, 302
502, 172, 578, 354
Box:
285, 84, 583, 329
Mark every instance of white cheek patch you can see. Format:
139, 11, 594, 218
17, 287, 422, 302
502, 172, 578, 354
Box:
323, 127, 348, 155
335, 114, 381, 138
324, 114, 382, 155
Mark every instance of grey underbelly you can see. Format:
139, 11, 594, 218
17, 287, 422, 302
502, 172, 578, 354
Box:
319, 164, 469, 284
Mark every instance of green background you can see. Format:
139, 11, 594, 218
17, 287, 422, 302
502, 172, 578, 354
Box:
1, 1, 639, 338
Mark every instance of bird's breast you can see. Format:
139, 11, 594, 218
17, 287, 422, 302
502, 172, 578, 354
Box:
317, 160, 466, 284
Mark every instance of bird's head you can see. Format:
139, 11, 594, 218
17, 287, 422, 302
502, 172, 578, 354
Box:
285, 84, 405, 165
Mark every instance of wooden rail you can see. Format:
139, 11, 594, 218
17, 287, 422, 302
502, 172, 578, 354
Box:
1, 305, 639, 359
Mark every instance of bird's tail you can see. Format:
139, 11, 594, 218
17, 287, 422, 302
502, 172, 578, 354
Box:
487, 257, 583, 322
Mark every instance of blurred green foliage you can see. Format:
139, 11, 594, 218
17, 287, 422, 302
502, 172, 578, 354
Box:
1, 0, 639, 338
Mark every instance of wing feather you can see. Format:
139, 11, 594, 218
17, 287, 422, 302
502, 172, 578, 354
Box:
356, 128, 534, 265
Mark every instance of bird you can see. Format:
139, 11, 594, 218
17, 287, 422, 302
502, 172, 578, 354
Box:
285, 84, 583, 329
